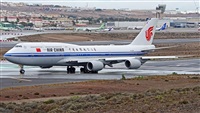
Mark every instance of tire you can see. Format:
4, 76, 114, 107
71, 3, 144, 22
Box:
80, 68, 84, 73
20, 69, 25, 74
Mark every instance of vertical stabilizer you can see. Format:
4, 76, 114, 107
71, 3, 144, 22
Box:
161, 23, 167, 30
99, 23, 105, 29
130, 18, 158, 45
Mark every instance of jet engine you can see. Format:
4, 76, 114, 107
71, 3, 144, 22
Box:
86, 61, 104, 71
125, 59, 141, 69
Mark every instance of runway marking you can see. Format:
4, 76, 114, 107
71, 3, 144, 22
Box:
10, 77, 32, 82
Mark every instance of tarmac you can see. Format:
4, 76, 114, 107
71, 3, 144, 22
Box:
0, 38, 200, 48
0, 28, 199, 89
0, 59, 199, 89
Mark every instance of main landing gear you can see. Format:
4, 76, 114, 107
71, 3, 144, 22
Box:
19, 65, 25, 74
67, 66, 76, 74
80, 67, 98, 74
67, 66, 98, 74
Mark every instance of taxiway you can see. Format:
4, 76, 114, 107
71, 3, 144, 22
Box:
1, 38, 199, 48
0, 28, 199, 89
0, 59, 199, 89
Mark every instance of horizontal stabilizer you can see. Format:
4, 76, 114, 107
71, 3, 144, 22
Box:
141, 56, 178, 60
141, 45, 179, 52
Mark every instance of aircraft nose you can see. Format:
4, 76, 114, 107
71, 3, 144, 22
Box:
3, 52, 11, 61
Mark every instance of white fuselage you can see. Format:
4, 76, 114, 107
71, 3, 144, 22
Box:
4, 18, 161, 73
4, 42, 155, 67
76, 27, 100, 31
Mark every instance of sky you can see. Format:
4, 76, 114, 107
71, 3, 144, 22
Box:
2, 0, 200, 11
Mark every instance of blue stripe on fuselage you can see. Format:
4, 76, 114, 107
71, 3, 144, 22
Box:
4, 51, 147, 57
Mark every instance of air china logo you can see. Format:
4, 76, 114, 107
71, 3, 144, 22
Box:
36, 48, 41, 52
145, 26, 154, 41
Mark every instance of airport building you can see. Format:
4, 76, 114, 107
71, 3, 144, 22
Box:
30, 19, 43, 27
106, 19, 170, 29
165, 17, 200, 28
106, 17, 199, 29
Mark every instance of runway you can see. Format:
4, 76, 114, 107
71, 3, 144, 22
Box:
0, 27, 199, 40
0, 59, 199, 89
0, 28, 199, 89
0, 30, 68, 40
1, 38, 200, 48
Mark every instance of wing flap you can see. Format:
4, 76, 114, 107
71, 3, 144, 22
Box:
57, 56, 179, 66
104, 56, 178, 61
141, 56, 178, 60
141, 45, 178, 52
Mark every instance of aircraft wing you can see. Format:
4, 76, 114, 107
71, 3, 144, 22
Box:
57, 56, 178, 66
104, 56, 178, 61
141, 45, 178, 52
104, 55, 192, 63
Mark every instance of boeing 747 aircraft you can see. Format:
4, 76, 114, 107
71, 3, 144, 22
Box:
133, 23, 167, 31
75, 23, 105, 32
4, 18, 177, 74
156, 23, 167, 31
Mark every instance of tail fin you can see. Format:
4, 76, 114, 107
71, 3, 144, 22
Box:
108, 27, 113, 31
130, 18, 158, 45
161, 23, 167, 30
99, 23, 105, 29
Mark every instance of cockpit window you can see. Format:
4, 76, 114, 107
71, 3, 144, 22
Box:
15, 45, 22, 47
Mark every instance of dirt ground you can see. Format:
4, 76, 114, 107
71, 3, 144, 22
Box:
0, 75, 200, 113
16, 32, 200, 42
1, 75, 199, 101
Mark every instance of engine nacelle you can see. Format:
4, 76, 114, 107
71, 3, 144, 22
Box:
125, 59, 141, 69
86, 61, 104, 71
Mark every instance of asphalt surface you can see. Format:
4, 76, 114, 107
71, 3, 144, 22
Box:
0, 28, 199, 89
0, 59, 199, 89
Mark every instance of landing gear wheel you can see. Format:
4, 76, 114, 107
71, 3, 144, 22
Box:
19, 65, 25, 74
81, 67, 98, 74
91, 71, 98, 74
67, 66, 76, 74
20, 69, 25, 74
80, 68, 85, 73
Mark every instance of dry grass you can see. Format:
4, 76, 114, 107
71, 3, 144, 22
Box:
16, 32, 200, 42
148, 42, 200, 58
0, 75, 200, 113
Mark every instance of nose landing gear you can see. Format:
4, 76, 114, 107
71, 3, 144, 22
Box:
19, 65, 25, 74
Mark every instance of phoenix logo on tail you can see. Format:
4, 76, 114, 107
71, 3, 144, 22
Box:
145, 26, 154, 41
